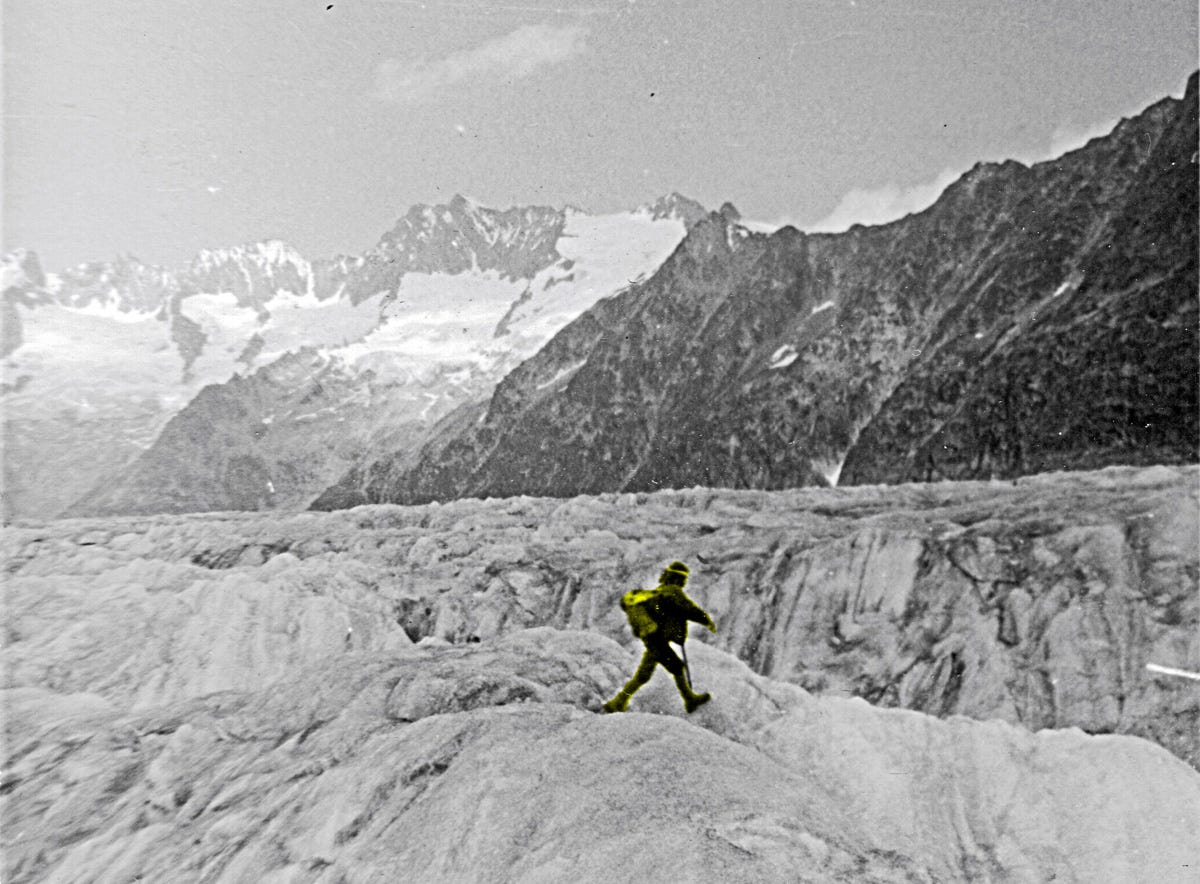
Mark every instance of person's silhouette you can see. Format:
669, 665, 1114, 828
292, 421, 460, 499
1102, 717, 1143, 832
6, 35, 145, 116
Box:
603, 561, 717, 714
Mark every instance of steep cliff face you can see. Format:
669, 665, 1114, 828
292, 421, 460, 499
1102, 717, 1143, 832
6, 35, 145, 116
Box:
66, 350, 398, 515
1, 249, 46, 358
376, 195, 566, 279
352, 77, 1197, 508
842, 75, 1200, 483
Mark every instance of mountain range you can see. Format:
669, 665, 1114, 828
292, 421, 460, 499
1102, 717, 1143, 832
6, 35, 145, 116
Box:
4, 77, 1196, 522
333, 73, 1197, 508
2, 194, 706, 519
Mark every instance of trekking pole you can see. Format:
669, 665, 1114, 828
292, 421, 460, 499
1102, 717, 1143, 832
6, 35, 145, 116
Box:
680, 642, 694, 691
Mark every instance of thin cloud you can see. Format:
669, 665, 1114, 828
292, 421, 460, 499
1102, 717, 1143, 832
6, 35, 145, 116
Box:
375, 23, 588, 103
1044, 118, 1118, 160
801, 167, 962, 233
798, 113, 1122, 233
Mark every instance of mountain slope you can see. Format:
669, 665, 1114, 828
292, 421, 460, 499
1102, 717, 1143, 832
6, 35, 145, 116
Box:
341, 76, 1197, 507
67, 350, 387, 514
842, 77, 1200, 483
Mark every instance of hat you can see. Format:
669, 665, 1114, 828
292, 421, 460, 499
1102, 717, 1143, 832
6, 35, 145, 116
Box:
660, 560, 689, 584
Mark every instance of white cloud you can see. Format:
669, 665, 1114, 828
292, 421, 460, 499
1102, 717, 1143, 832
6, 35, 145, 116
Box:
796, 113, 1122, 234
1044, 118, 1118, 161
801, 167, 962, 233
375, 24, 588, 103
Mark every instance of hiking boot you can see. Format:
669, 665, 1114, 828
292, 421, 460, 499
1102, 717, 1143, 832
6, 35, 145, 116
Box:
603, 692, 631, 713
684, 692, 711, 714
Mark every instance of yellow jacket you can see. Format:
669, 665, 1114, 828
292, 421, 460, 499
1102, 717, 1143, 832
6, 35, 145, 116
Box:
620, 584, 715, 643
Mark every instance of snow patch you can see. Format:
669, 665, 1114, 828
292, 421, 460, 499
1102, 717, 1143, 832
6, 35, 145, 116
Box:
259, 292, 382, 358
811, 300, 835, 315
331, 272, 524, 373
193, 240, 310, 278
67, 300, 158, 325
769, 345, 798, 370
739, 218, 781, 234
179, 293, 262, 383
812, 455, 846, 487
264, 288, 324, 313
419, 392, 441, 419
3, 300, 191, 459
535, 360, 587, 391
506, 209, 687, 344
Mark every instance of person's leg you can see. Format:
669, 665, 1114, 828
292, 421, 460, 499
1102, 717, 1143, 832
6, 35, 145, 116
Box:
603, 645, 659, 712
654, 639, 711, 713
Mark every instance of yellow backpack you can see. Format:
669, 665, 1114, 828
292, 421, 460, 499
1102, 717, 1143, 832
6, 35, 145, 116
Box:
620, 588, 661, 639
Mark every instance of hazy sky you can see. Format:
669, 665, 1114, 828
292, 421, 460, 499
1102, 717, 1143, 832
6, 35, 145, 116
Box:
4, 0, 1196, 270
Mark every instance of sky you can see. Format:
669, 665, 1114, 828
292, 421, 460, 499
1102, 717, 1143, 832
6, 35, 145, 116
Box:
3, 0, 1197, 270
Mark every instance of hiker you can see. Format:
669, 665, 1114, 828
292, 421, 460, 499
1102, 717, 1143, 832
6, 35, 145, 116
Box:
603, 560, 717, 714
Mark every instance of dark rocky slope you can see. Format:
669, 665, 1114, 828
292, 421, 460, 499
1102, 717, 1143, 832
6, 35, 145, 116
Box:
843, 73, 1200, 483
66, 350, 421, 515
341, 75, 1198, 507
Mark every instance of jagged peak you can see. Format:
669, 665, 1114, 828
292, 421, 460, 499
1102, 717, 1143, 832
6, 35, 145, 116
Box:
190, 240, 311, 274
397, 194, 539, 227
378, 196, 566, 255
2, 248, 46, 291
663, 200, 756, 262
638, 192, 709, 227
717, 202, 742, 223
3, 247, 36, 266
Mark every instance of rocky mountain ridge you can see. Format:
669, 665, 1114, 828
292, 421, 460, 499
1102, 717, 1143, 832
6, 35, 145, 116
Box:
4, 465, 1198, 881
345, 74, 1198, 508
67, 350, 395, 515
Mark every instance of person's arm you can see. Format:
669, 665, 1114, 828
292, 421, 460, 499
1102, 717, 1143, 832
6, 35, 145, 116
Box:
667, 586, 717, 632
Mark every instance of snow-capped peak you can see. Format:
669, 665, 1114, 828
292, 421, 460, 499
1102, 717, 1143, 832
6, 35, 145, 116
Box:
191, 240, 311, 277
636, 192, 709, 228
